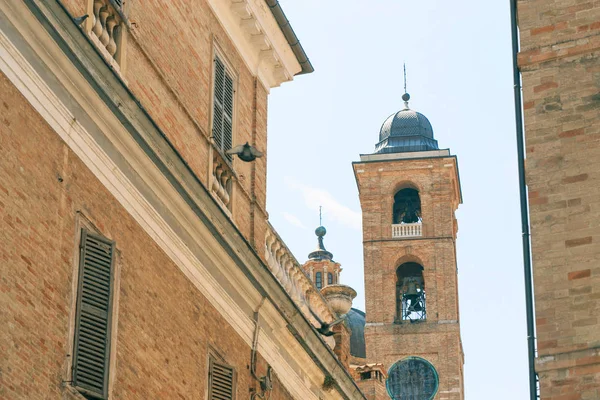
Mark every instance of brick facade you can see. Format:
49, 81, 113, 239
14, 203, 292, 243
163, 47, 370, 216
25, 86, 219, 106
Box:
59, 0, 271, 252
517, 1, 600, 398
353, 152, 464, 399
0, 0, 362, 399
0, 71, 289, 400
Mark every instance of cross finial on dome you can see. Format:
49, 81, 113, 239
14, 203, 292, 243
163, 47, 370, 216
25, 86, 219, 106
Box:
403, 63, 410, 110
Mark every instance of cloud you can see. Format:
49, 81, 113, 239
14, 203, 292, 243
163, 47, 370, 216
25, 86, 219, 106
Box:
282, 212, 307, 229
285, 177, 361, 230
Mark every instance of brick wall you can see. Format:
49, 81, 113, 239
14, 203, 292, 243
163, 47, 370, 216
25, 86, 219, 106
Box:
58, 0, 271, 253
354, 156, 463, 399
517, 1, 600, 398
356, 378, 387, 400
0, 71, 291, 400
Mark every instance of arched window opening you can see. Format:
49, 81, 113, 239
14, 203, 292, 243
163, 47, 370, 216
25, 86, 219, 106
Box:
315, 272, 322, 290
395, 262, 426, 323
393, 188, 421, 224
327, 272, 333, 285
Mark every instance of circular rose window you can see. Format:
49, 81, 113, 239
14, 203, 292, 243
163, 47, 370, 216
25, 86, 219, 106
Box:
386, 357, 439, 400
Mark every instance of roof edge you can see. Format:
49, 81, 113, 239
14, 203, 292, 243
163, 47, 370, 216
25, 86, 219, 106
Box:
265, 0, 314, 75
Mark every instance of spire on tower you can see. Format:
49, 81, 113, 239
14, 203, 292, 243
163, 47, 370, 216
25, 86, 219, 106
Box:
402, 63, 411, 109
319, 205, 322, 226
309, 208, 333, 260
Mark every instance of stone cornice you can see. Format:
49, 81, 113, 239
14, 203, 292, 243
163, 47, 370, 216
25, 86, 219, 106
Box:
207, 0, 302, 89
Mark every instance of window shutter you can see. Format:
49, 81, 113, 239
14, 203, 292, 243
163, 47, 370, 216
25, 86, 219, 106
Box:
212, 56, 234, 162
223, 74, 234, 161
72, 229, 115, 399
209, 359, 235, 400
213, 58, 225, 153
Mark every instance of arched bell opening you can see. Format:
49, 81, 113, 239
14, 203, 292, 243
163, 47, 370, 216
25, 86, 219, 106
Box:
395, 262, 426, 323
393, 188, 422, 224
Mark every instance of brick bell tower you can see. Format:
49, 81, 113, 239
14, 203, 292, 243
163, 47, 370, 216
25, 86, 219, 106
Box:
353, 91, 464, 400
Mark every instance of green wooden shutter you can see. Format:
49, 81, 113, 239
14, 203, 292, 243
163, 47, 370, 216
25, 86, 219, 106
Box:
209, 359, 235, 400
72, 229, 115, 399
212, 56, 234, 162
222, 73, 234, 161
213, 58, 225, 155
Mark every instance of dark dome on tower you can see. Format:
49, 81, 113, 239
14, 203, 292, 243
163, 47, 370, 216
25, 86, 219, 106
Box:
347, 308, 366, 358
374, 93, 439, 154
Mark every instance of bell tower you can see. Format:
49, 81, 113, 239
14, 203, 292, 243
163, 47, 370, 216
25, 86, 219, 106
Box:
353, 92, 464, 399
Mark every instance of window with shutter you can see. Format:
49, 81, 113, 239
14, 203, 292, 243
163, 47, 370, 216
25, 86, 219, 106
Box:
72, 229, 115, 400
212, 56, 234, 162
208, 358, 236, 400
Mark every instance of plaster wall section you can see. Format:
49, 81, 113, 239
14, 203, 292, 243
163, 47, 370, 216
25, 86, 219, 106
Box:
517, 1, 600, 398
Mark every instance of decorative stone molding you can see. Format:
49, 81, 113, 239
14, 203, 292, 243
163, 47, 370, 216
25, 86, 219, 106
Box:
265, 224, 335, 330
320, 284, 357, 317
206, 0, 301, 89
211, 153, 234, 212
85, 0, 127, 72
392, 222, 422, 238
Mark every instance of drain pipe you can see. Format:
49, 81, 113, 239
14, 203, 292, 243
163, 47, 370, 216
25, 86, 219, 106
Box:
251, 297, 266, 382
509, 1, 538, 399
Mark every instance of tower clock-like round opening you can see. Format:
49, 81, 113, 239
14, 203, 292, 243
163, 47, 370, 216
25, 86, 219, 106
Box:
386, 357, 439, 400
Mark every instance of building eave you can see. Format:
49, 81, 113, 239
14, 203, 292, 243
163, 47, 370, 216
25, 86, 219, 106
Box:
265, 0, 313, 75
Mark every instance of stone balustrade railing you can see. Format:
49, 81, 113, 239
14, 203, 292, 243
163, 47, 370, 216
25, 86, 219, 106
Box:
211, 155, 233, 210
392, 222, 422, 238
265, 224, 335, 329
89, 0, 124, 64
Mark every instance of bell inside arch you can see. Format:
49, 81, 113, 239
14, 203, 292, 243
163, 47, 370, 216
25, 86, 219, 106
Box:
393, 188, 422, 224
395, 263, 427, 323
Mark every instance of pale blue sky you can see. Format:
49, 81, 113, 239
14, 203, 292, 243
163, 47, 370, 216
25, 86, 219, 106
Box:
266, 1, 529, 398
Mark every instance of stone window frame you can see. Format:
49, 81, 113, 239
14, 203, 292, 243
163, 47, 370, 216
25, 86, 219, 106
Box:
63, 212, 121, 399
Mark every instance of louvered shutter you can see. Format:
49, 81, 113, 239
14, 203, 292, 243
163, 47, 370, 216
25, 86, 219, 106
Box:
209, 359, 235, 400
212, 56, 234, 162
72, 229, 115, 399
222, 73, 234, 161
213, 58, 225, 154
